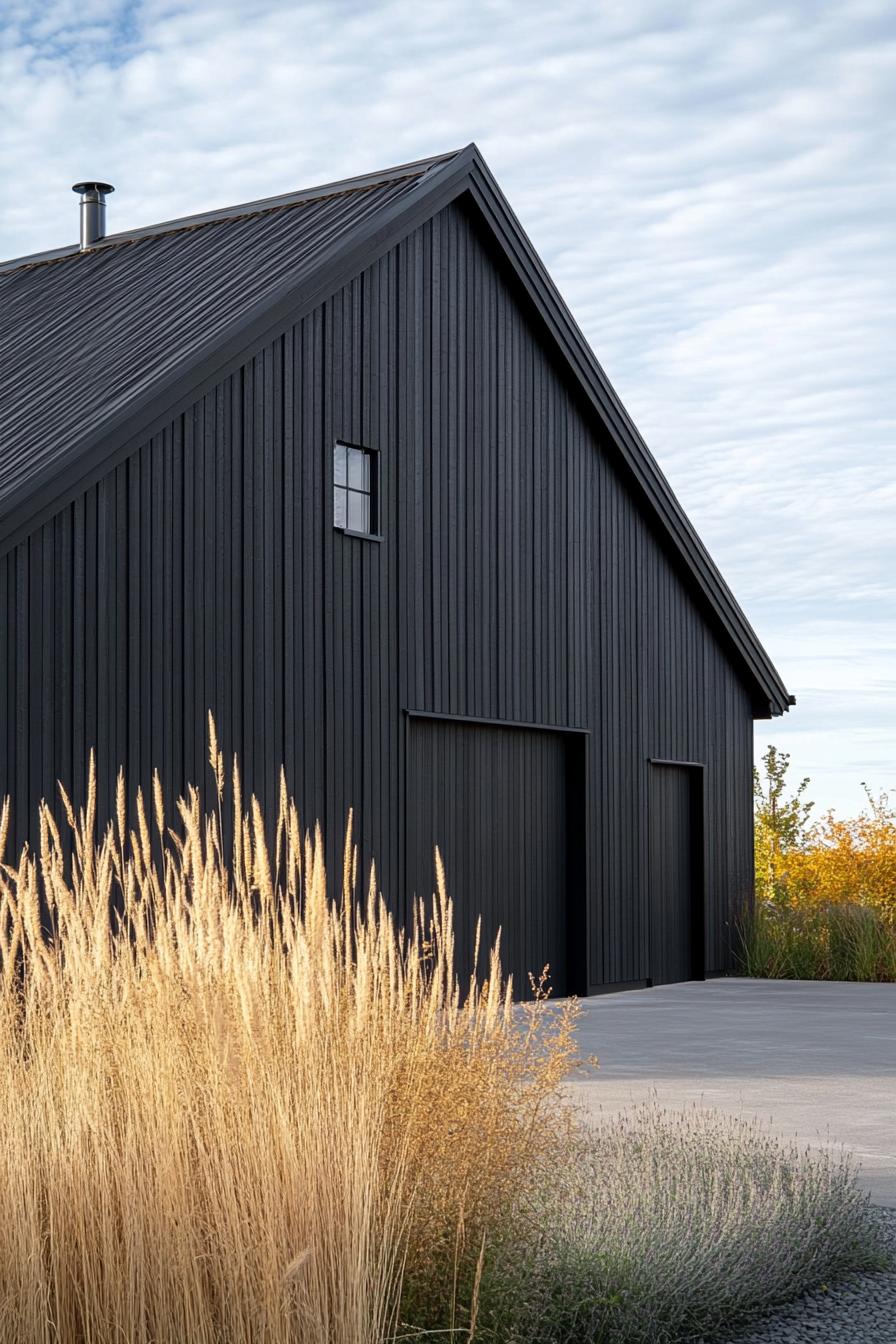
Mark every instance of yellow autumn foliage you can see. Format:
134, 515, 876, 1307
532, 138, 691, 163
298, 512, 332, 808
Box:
754, 747, 896, 920
747, 751, 896, 980
783, 792, 896, 920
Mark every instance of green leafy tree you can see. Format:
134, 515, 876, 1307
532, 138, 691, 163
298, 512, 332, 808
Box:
754, 746, 813, 903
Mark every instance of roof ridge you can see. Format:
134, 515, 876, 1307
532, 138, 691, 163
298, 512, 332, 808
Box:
1, 175, 419, 277
0, 150, 459, 276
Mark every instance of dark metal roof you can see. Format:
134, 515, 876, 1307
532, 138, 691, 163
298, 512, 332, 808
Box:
0, 143, 790, 714
0, 151, 456, 519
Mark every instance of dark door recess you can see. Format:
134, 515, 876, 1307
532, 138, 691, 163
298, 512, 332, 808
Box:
406, 716, 585, 1000
648, 764, 705, 985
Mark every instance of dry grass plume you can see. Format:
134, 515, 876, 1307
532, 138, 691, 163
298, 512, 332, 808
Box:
0, 724, 579, 1344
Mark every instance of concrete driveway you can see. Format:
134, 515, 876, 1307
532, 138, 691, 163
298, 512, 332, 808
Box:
565, 977, 896, 1206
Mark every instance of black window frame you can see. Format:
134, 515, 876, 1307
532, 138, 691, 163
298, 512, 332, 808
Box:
333, 440, 381, 540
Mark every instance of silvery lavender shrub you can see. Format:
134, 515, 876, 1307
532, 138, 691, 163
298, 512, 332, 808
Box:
476, 1102, 891, 1344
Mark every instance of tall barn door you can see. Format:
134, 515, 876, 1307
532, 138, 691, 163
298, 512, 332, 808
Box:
406, 716, 582, 1000
648, 764, 704, 985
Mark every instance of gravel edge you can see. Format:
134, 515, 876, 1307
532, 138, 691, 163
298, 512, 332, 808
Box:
700, 1206, 896, 1344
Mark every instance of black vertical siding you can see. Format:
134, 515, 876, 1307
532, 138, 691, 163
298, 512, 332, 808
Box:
0, 200, 755, 985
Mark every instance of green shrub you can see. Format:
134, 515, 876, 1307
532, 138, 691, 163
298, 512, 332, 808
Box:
737, 900, 896, 981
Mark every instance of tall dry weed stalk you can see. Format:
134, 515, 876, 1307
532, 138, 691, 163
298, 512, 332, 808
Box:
0, 720, 579, 1344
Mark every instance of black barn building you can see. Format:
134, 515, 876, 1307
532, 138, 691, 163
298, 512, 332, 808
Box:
0, 146, 791, 995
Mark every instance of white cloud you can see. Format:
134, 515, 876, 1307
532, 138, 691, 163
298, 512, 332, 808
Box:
1, 0, 894, 814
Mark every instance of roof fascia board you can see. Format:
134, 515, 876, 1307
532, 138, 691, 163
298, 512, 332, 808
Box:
0, 146, 478, 557
462, 152, 789, 714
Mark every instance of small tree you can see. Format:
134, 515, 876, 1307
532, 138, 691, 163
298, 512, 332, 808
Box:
754, 746, 813, 904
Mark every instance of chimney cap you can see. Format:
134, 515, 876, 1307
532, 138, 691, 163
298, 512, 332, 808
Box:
72, 182, 115, 250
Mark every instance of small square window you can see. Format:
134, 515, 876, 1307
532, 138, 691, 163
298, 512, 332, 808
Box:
333, 442, 377, 537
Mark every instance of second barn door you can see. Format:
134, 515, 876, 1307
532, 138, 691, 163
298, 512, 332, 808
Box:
648, 763, 704, 985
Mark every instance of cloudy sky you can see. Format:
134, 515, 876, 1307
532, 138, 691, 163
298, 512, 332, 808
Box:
2, 0, 893, 817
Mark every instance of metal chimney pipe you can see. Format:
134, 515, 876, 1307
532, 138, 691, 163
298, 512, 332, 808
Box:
71, 181, 115, 250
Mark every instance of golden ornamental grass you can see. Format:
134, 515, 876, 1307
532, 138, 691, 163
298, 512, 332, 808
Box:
0, 719, 579, 1344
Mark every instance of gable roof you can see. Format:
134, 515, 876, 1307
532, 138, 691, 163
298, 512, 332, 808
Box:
0, 144, 791, 716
